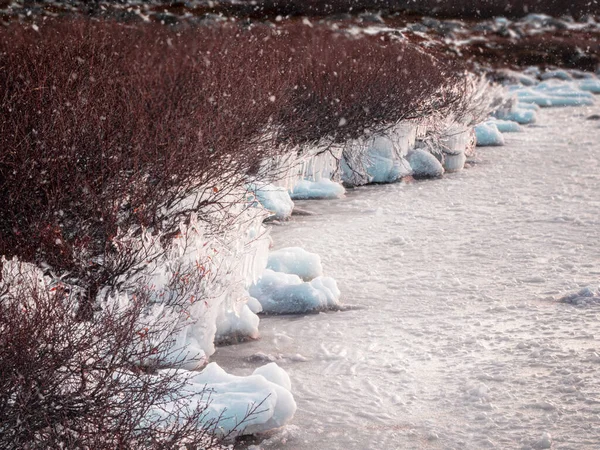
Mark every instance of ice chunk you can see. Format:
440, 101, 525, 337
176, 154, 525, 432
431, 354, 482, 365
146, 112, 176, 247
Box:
249, 269, 341, 314
490, 119, 522, 133
249, 184, 294, 220
290, 179, 345, 200
406, 149, 444, 178
154, 362, 296, 437
253, 362, 292, 391
540, 69, 573, 81
512, 81, 596, 107
443, 152, 467, 173
215, 303, 260, 343
365, 135, 413, 183
497, 106, 537, 124
267, 247, 323, 281
517, 102, 540, 111
475, 122, 505, 147
247, 296, 263, 314
578, 78, 600, 94
558, 286, 600, 306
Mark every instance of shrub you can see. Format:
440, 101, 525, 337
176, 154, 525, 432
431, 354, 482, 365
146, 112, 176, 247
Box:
0, 259, 254, 449
0, 20, 463, 302
0, 17, 471, 446
0, 20, 288, 316
269, 26, 465, 146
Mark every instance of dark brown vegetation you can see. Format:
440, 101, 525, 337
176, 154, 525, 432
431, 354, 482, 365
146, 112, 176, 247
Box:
2, 0, 595, 22
0, 18, 464, 447
453, 32, 600, 72
0, 19, 462, 294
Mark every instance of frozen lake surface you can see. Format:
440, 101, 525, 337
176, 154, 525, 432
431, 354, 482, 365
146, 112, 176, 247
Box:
214, 107, 600, 450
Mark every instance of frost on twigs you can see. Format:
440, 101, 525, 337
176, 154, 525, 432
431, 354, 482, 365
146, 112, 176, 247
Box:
0, 258, 230, 449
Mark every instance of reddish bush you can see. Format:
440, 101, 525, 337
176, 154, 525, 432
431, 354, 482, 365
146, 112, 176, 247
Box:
0, 19, 462, 302
0, 17, 468, 447
0, 262, 236, 449
270, 26, 464, 145
0, 20, 289, 314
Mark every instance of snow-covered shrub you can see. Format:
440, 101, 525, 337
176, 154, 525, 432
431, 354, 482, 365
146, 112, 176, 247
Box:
0, 259, 231, 449
0, 257, 295, 446
0, 20, 291, 320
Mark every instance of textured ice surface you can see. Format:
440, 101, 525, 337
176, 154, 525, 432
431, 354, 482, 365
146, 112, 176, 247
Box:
215, 107, 600, 449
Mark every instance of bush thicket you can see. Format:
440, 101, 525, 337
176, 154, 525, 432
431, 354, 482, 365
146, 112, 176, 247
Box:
0, 18, 467, 447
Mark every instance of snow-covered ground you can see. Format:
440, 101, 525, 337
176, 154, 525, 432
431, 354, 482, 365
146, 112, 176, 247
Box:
214, 106, 600, 449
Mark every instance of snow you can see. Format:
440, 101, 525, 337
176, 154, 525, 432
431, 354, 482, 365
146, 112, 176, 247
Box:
214, 106, 600, 449
154, 362, 296, 437
289, 179, 345, 200
249, 269, 341, 314
405, 148, 444, 178
267, 247, 323, 281
249, 183, 295, 220
475, 121, 505, 146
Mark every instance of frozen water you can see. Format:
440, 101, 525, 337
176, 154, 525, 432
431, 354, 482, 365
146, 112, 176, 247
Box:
442, 151, 467, 173
267, 247, 323, 281
490, 118, 522, 133
249, 269, 341, 314
512, 81, 596, 107
405, 148, 444, 178
540, 69, 573, 81
341, 126, 416, 186
290, 179, 345, 200
249, 183, 294, 220
215, 107, 600, 449
578, 78, 600, 94
495, 104, 538, 124
153, 362, 296, 437
475, 121, 505, 146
